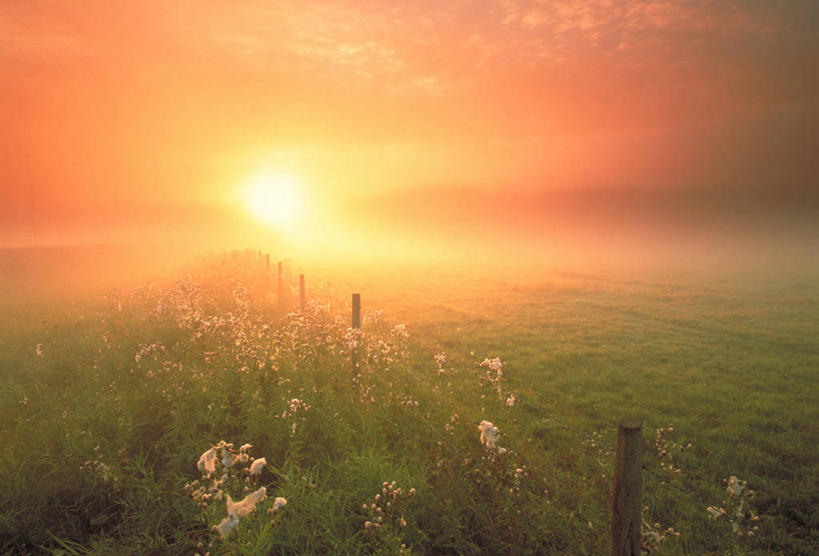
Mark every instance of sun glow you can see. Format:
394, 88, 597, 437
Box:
243, 172, 302, 227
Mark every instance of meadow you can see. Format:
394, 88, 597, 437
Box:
0, 248, 817, 554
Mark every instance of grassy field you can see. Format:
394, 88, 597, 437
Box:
0, 249, 817, 554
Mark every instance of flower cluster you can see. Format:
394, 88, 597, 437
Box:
364, 310, 384, 326
654, 426, 693, 474
478, 420, 506, 455
345, 327, 362, 351
390, 324, 409, 339
641, 506, 680, 552
479, 357, 504, 401
707, 476, 760, 537
185, 440, 283, 539
368, 339, 394, 367
444, 413, 458, 433
281, 398, 311, 434
133, 342, 166, 364
282, 398, 311, 417
80, 458, 115, 483
434, 352, 448, 375
214, 487, 268, 537
362, 481, 415, 532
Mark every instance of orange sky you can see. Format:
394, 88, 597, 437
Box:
1, 1, 817, 248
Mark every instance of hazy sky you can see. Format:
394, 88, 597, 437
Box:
1, 0, 818, 246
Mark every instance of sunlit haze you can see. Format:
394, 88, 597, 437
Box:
242, 171, 302, 228
2, 3, 819, 553
1, 0, 817, 269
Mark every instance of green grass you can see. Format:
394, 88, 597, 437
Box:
0, 254, 817, 554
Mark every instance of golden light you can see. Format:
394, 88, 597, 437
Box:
242, 172, 302, 227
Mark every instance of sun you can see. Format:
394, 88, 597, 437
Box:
242, 172, 302, 227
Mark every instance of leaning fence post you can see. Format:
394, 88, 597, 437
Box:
299, 274, 306, 311
610, 419, 643, 556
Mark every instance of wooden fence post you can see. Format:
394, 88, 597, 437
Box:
351, 293, 361, 376
352, 293, 361, 329
610, 419, 643, 556
299, 274, 306, 311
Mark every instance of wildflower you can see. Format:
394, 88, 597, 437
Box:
391, 324, 410, 338
506, 393, 517, 407
248, 457, 266, 476
198, 447, 217, 476
272, 497, 287, 512
479, 357, 503, 372
478, 420, 500, 449
707, 506, 726, 519
226, 487, 267, 518
213, 511, 240, 537
35, 344, 43, 356
239, 443, 252, 452
726, 476, 745, 497
345, 327, 361, 350
221, 451, 234, 468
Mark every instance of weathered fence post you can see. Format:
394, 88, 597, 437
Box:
351, 293, 361, 376
277, 261, 284, 312
299, 274, 306, 311
610, 419, 643, 556
352, 293, 361, 329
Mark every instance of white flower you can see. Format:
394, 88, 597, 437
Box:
272, 497, 287, 512
480, 357, 503, 372
239, 443, 252, 452
391, 324, 409, 338
35, 344, 43, 356
221, 451, 234, 468
478, 420, 500, 449
248, 457, 266, 476
226, 486, 267, 518
213, 511, 240, 537
197, 447, 217, 476
506, 393, 517, 407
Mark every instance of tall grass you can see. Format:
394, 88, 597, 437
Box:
0, 254, 816, 554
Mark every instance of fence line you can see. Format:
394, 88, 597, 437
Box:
229, 252, 699, 551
